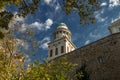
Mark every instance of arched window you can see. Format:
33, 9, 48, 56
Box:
61, 46, 64, 53
55, 48, 58, 55
50, 49, 53, 57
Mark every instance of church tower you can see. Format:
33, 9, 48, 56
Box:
109, 19, 120, 34
47, 23, 76, 61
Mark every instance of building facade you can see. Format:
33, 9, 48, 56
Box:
109, 19, 120, 34
47, 23, 76, 61
47, 19, 120, 80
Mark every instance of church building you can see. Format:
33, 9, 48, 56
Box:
47, 19, 120, 80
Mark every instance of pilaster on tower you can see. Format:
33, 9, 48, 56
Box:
47, 23, 76, 61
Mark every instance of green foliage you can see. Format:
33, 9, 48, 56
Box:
0, 40, 78, 80
75, 64, 89, 80
0, 36, 25, 80
63, 0, 100, 24
24, 57, 76, 80
17, 0, 40, 17
0, 31, 4, 39
0, 0, 40, 39
48, 57, 76, 80
0, 32, 84, 80
0, 11, 13, 39
0, 0, 97, 79
0, 11, 13, 30
0, 0, 40, 16
0, 0, 108, 39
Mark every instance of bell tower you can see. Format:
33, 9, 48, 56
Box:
47, 23, 76, 61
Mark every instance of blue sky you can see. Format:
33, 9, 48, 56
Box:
7, 0, 120, 62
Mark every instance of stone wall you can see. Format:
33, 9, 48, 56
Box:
53, 33, 120, 80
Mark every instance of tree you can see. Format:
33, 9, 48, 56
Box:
0, 31, 77, 80
0, 43, 77, 80
0, 0, 40, 39
0, 11, 13, 39
0, 0, 105, 79
0, 0, 102, 39
63, 0, 100, 24
20, 57, 76, 80
0, 32, 25, 80
75, 64, 89, 80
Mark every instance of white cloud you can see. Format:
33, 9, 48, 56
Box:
111, 18, 120, 23
15, 39, 30, 52
42, 37, 50, 41
84, 40, 90, 45
30, 18, 53, 31
9, 13, 50, 33
40, 43, 48, 50
13, 15, 25, 22
22, 42, 29, 50
44, 0, 52, 5
111, 13, 120, 23
16, 39, 29, 50
30, 22, 44, 30
44, 0, 61, 11
109, 0, 120, 8
89, 32, 102, 39
9, 18, 53, 33
95, 10, 107, 22
19, 24, 27, 32
101, 2, 107, 6
95, 14, 106, 22
9, 15, 25, 28
39, 37, 50, 50
25, 54, 31, 63
55, 3, 61, 11
45, 19, 53, 29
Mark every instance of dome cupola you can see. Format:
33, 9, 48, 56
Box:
53, 23, 71, 40
57, 23, 68, 29
47, 23, 76, 61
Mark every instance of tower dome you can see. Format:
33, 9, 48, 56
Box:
47, 23, 76, 61
53, 23, 71, 40
57, 23, 68, 29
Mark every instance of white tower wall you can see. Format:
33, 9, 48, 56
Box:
47, 23, 76, 61
109, 19, 120, 34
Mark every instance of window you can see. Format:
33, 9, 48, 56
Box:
55, 48, 58, 55
67, 32, 68, 35
61, 46, 64, 53
50, 50, 53, 57
119, 27, 120, 31
67, 47, 69, 52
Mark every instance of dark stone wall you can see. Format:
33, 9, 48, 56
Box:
55, 33, 120, 80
